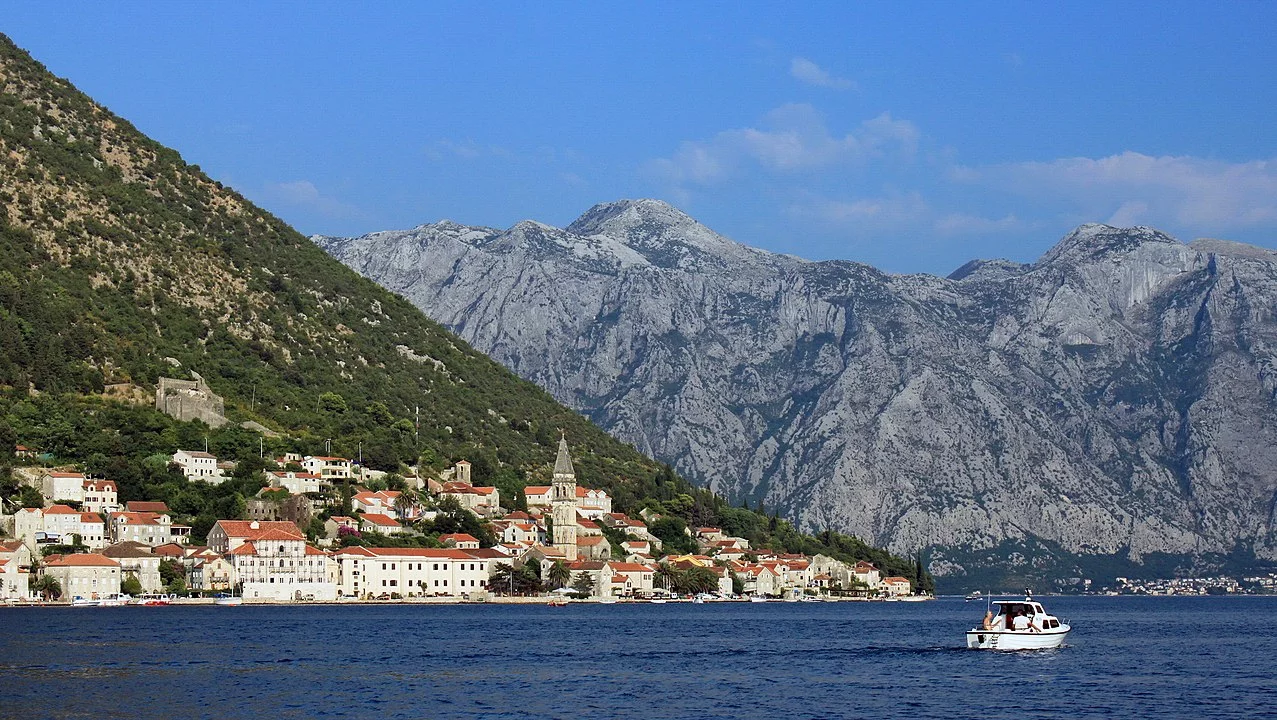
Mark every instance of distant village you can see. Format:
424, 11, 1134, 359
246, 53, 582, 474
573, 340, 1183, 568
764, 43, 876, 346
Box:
0, 437, 916, 605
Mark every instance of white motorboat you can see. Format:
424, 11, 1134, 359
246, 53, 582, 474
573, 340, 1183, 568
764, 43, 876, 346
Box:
966, 595, 1070, 650
964, 591, 983, 602
748, 596, 770, 603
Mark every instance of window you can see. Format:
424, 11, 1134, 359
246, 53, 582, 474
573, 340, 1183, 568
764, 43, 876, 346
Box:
433, 563, 438, 571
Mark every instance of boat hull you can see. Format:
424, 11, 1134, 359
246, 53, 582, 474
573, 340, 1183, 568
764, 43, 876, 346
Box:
966, 627, 1069, 650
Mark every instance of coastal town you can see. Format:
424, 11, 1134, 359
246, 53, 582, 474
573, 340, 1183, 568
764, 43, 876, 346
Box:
0, 436, 918, 605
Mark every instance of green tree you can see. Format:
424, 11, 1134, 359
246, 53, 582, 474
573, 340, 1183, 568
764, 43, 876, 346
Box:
318, 392, 347, 414
121, 573, 143, 596
159, 559, 184, 587
570, 572, 595, 598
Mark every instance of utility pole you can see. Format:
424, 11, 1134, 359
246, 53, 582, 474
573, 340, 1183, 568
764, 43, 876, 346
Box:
415, 405, 420, 449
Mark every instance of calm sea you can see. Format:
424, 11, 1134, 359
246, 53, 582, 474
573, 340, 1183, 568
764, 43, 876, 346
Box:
1, 596, 1274, 719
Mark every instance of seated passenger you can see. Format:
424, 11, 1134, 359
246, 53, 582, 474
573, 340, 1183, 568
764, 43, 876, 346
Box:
1011, 611, 1031, 631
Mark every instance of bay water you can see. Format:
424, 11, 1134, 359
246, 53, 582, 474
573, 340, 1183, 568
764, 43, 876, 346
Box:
2, 596, 1274, 719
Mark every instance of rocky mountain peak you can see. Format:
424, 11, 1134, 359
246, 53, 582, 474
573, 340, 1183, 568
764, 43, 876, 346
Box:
1035, 223, 1182, 269
567, 198, 695, 237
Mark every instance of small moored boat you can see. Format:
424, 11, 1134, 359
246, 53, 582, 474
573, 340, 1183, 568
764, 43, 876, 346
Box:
965, 591, 982, 602
966, 594, 1069, 651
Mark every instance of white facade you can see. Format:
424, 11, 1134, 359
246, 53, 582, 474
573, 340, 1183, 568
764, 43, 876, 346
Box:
301, 456, 352, 481
14, 506, 107, 551
43, 553, 121, 600
229, 534, 337, 602
332, 547, 492, 598
108, 512, 173, 547
172, 450, 225, 484
207, 520, 307, 554
268, 471, 324, 495
41, 472, 86, 504
81, 480, 119, 514
0, 559, 30, 600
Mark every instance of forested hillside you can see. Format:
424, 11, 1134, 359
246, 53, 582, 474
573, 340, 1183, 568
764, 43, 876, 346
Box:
0, 34, 925, 584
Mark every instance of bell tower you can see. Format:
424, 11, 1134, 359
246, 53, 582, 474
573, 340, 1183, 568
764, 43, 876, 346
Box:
551, 433, 578, 561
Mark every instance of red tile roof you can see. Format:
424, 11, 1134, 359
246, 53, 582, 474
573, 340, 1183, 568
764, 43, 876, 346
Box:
126, 501, 170, 513
214, 521, 304, 540
360, 513, 401, 527
45, 553, 119, 568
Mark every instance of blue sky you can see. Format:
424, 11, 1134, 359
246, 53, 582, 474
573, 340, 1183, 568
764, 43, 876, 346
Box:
7, 3, 1277, 274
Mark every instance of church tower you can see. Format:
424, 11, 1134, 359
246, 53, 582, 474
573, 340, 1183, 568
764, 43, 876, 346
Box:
551, 433, 578, 561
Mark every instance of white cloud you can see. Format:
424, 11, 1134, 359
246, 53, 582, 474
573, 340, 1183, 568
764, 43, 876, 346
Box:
960, 151, 1277, 230
263, 180, 362, 220
790, 57, 855, 90
647, 104, 918, 187
934, 212, 1020, 235
790, 192, 929, 226
424, 139, 510, 161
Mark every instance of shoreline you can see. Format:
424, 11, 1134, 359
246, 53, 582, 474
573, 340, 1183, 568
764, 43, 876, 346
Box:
4, 595, 934, 608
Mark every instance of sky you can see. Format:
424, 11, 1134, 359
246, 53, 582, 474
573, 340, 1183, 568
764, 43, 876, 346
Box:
6, 3, 1277, 275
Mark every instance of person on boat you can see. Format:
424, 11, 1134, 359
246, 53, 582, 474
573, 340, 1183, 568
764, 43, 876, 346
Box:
982, 610, 995, 631
1011, 611, 1031, 632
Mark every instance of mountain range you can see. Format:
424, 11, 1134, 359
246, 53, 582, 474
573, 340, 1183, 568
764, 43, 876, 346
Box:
320, 199, 1277, 584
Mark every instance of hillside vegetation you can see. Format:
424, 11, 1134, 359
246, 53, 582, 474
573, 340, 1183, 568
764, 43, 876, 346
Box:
0, 34, 925, 584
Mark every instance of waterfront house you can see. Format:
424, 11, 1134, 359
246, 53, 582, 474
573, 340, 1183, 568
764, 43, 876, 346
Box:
228, 532, 337, 601
0, 558, 29, 600
190, 555, 235, 593
102, 542, 162, 593
43, 553, 121, 600
207, 520, 306, 554
882, 576, 912, 596
331, 547, 492, 598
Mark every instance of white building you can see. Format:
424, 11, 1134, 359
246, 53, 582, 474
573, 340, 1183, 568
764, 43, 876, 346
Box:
301, 456, 352, 482
43, 553, 121, 600
267, 471, 325, 495
108, 512, 173, 547
13, 505, 107, 551
358, 513, 403, 536
81, 479, 119, 514
331, 547, 492, 598
352, 490, 402, 518
172, 450, 225, 484
103, 542, 163, 593
41, 471, 87, 504
226, 530, 337, 602
207, 520, 306, 554
0, 558, 30, 600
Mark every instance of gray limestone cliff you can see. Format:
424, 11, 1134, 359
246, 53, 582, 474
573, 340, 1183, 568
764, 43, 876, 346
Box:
317, 200, 1277, 582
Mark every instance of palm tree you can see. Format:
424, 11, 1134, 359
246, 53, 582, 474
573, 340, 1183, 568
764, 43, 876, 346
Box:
546, 560, 571, 591
30, 575, 61, 601
393, 488, 418, 520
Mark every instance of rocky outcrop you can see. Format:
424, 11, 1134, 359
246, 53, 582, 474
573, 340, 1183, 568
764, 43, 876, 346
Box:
318, 200, 1277, 579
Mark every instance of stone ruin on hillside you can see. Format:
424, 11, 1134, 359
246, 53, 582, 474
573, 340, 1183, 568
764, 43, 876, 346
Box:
155, 372, 228, 428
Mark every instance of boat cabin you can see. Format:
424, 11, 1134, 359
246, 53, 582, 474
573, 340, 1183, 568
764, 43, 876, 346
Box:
984, 599, 1064, 631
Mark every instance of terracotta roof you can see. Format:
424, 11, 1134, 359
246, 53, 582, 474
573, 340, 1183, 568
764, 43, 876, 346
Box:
523, 485, 551, 495
440, 533, 479, 544
110, 511, 166, 525
177, 450, 217, 459
577, 536, 606, 546
252, 528, 307, 542
567, 561, 607, 571
44, 504, 79, 515
214, 521, 304, 540
45, 553, 119, 568
48, 472, 86, 479
307, 456, 349, 462
83, 479, 116, 491
607, 562, 652, 573
505, 511, 532, 520
79, 513, 102, 523
126, 501, 170, 513
578, 519, 599, 529
360, 513, 402, 527
464, 548, 506, 559
229, 542, 259, 556
102, 542, 154, 558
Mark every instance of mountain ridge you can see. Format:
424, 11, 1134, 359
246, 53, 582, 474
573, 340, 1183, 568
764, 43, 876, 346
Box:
319, 201, 1277, 585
